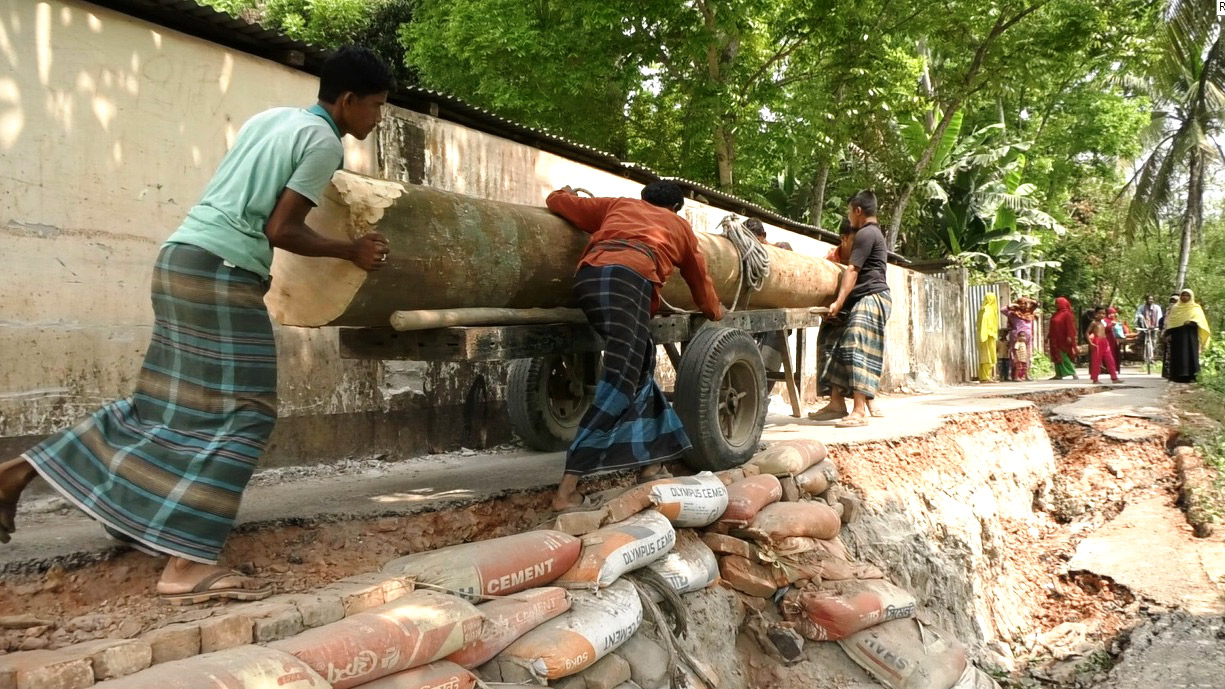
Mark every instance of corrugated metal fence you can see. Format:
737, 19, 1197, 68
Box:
964, 284, 1046, 380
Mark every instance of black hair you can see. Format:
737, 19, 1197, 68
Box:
319, 46, 395, 103
839, 217, 855, 236
641, 181, 685, 210
745, 218, 766, 236
849, 190, 877, 216
1094, 305, 1106, 313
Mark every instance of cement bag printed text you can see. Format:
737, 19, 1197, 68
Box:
270, 590, 486, 689
383, 530, 580, 600
357, 661, 478, 689
556, 510, 677, 589
839, 619, 968, 689
647, 530, 719, 597
781, 580, 915, 641
448, 587, 571, 668
496, 579, 643, 680
649, 472, 729, 527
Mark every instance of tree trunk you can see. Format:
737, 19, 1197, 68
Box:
811, 162, 830, 227
1175, 152, 1202, 290
715, 125, 735, 191
887, 100, 962, 249
917, 38, 937, 132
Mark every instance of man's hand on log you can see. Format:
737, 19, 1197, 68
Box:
351, 233, 390, 271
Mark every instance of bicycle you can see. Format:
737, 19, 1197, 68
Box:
1140, 327, 1159, 375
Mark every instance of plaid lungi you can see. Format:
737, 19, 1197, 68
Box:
819, 290, 892, 399
24, 243, 277, 564
566, 265, 691, 475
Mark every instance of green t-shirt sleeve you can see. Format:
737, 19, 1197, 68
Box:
285, 136, 343, 205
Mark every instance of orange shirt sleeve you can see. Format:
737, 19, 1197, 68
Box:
678, 229, 723, 320
545, 190, 615, 234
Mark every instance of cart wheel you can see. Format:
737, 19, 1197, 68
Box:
674, 327, 767, 471
508, 354, 596, 451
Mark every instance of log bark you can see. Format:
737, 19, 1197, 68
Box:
266, 172, 844, 328
390, 308, 586, 331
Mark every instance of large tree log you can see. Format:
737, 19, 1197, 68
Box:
266, 172, 844, 328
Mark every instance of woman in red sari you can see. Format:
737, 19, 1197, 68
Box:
1048, 297, 1079, 379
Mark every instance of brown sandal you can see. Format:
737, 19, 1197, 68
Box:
834, 416, 870, 428
807, 409, 848, 422
159, 569, 271, 606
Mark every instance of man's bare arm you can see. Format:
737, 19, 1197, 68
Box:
266, 189, 388, 271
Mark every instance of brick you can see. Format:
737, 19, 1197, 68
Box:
198, 614, 253, 654
66, 639, 152, 681
616, 633, 668, 689
582, 653, 630, 689
603, 484, 654, 524
718, 555, 778, 598
265, 593, 345, 629
0, 650, 94, 689
713, 468, 746, 486
229, 602, 304, 644
554, 507, 610, 536
142, 623, 200, 665
320, 573, 412, 616
780, 477, 801, 502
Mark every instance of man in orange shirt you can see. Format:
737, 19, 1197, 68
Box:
545, 182, 723, 510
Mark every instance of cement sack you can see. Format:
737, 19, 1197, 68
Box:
447, 587, 570, 668
383, 530, 580, 600
556, 510, 676, 590
496, 579, 642, 680
92, 645, 328, 689
839, 619, 968, 689
357, 662, 478, 689
780, 580, 916, 641
771, 535, 852, 558
718, 475, 783, 526
952, 664, 1002, 689
763, 546, 885, 584
649, 473, 729, 527
270, 590, 485, 689
646, 530, 719, 597
793, 460, 840, 496
748, 440, 827, 477
743, 502, 841, 543
701, 533, 758, 560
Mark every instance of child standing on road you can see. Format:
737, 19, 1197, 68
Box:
1088, 307, 1121, 384
997, 328, 1012, 382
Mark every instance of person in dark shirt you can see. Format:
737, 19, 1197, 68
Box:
809, 191, 892, 427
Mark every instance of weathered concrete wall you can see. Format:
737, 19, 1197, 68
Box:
1, 0, 965, 466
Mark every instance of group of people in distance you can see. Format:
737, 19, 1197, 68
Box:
977, 290, 1212, 385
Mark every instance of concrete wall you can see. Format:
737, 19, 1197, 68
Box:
1, 0, 967, 466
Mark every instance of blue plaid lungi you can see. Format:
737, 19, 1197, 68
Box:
819, 290, 892, 399
23, 243, 277, 564
566, 265, 691, 475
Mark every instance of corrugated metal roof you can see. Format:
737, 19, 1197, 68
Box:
88, 0, 910, 263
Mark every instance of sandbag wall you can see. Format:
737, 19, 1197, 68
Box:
86, 440, 997, 689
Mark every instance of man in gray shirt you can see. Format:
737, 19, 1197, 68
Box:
810, 190, 892, 427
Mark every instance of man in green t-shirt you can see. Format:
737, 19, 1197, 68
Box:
0, 47, 394, 604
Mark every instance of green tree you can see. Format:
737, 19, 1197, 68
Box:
1122, 0, 1224, 290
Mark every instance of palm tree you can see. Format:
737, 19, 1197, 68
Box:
1123, 0, 1224, 290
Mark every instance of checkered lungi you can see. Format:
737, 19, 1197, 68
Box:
23, 243, 277, 564
819, 290, 892, 398
565, 265, 691, 475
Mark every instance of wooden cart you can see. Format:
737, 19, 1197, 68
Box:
338, 307, 824, 471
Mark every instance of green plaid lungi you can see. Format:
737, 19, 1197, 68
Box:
24, 243, 277, 564
819, 290, 892, 399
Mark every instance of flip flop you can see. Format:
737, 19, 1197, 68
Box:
159, 570, 271, 606
555, 492, 608, 515
834, 416, 870, 428
869, 408, 885, 418
807, 409, 848, 422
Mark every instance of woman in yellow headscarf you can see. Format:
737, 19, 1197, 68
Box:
977, 293, 1000, 381
1163, 288, 1212, 383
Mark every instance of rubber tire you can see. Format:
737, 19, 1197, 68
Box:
674, 327, 768, 471
507, 357, 591, 452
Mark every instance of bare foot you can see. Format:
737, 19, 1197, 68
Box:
0, 458, 37, 542
550, 493, 583, 512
